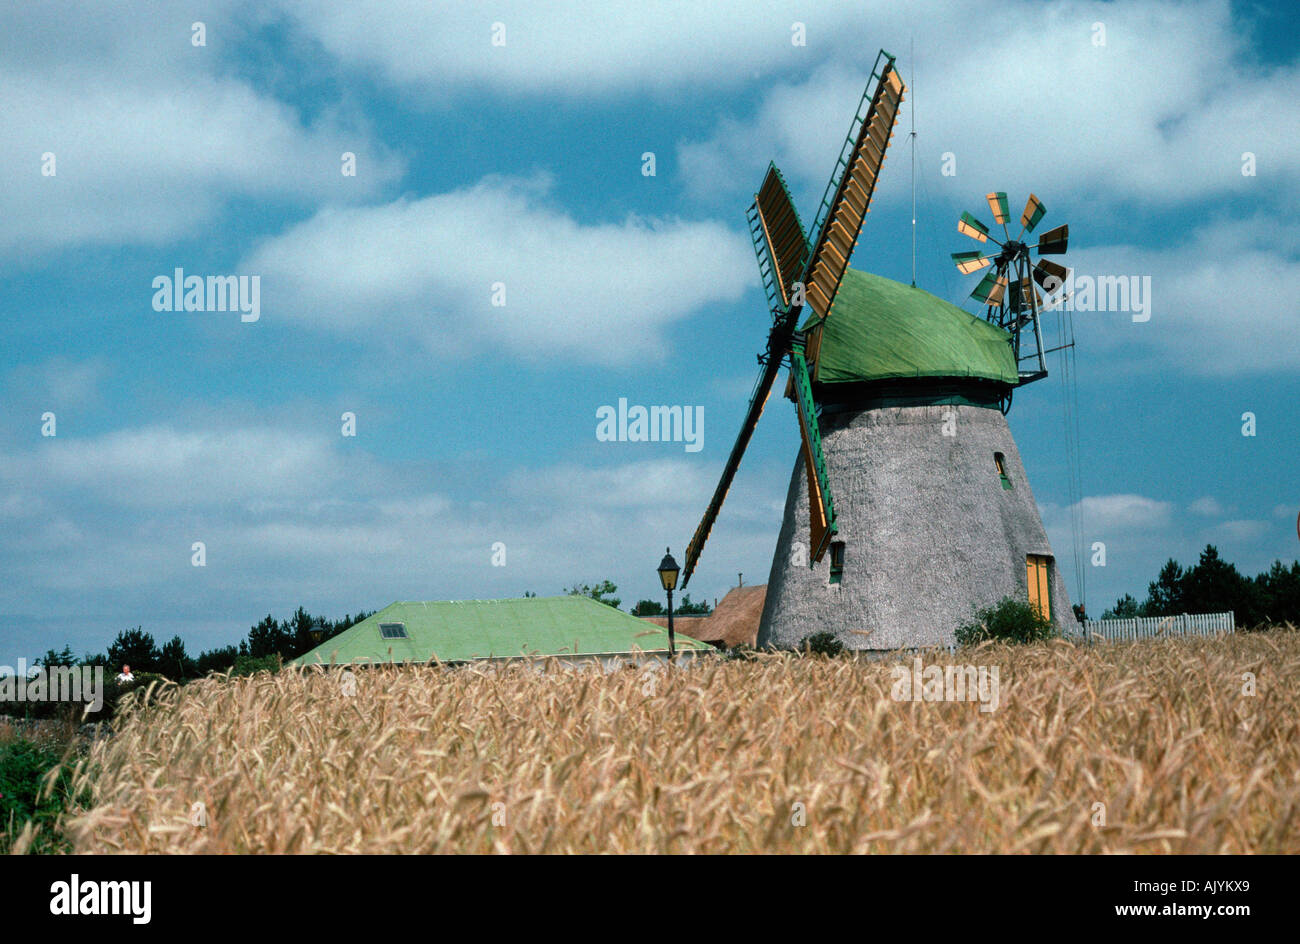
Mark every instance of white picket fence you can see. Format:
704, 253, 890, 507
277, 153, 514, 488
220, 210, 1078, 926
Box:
1074, 612, 1236, 644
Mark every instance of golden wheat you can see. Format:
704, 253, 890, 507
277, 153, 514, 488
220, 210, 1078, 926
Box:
47, 632, 1300, 853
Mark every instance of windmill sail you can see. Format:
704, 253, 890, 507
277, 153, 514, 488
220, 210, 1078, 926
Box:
681, 359, 781, 587
986, 191, 1010, 225
791, 344, 836, 561
752, 164, 809, 309
1036, 223, 1068, 255
802, 52, 906, 321
683, 50, 903, 587
953, 190, 1069, 387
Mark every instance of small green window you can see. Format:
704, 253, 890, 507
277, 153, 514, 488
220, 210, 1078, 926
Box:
379, 622, 407, 639
994, 452, 1012, 490
829, 541, 845, 584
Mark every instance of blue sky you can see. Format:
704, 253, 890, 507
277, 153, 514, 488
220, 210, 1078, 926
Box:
2, 0, 1298, 663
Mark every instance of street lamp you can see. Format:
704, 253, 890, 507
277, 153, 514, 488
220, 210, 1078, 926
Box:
657, 547, 680, 660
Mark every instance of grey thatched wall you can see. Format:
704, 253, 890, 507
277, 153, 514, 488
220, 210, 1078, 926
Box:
758, 402, 1074, 650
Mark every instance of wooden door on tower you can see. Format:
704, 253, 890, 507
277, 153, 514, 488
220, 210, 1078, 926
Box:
1026, 554, 1052, 623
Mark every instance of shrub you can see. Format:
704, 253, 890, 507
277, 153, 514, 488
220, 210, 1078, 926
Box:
798, 631, 844, 657
232, 654, 282, 676
0, 734, 82, 854
956, 596, 1056, 646
80, 671, 170, 722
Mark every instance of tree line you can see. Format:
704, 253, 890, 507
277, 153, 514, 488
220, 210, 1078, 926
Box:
36, 607, 374, 680
1101, 544, 1299, 627
561, 579, 712, 617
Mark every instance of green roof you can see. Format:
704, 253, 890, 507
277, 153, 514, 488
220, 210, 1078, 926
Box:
807, 269, 1019, 386
292, 596, 709, 666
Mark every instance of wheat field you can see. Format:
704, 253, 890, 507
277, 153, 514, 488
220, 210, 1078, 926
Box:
37, 631, 1300, 853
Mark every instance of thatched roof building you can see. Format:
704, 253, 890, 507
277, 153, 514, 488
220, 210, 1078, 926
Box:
641, 584, 766, 648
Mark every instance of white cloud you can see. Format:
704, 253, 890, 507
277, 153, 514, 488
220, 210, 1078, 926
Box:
678, 62, 886, 207
1075, 493, 1174, 532
5, 357, 110, 407
0, 422, 785, 640
281, 1, 879, 97
677, 0, 1300, 208
0, 2, 403, 258
508, 459, 712, 509
1189, 496, 1224, 517
1067, 218, 1300, 375
1209, 519, 1270, 542
0, 425, 370, 509
242, 174, 754, 364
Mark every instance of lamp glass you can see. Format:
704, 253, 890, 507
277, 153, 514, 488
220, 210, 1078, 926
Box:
657, 550, 680, 592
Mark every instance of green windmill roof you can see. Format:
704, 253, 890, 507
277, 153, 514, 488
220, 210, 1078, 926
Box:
291, 595, 709, 666
807, 269, 1019, 386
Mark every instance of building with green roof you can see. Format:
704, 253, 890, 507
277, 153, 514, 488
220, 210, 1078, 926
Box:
292, 595, 710, 667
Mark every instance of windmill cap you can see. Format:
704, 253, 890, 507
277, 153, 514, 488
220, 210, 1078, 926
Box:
804, 268, 1019, 388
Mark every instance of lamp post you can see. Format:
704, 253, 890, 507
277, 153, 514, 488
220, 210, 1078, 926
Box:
657, 547, 680, 660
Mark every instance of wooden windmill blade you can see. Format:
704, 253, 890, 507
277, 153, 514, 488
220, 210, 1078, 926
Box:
1033, 258, 1069, 289
684, 165, 814, 586
751, 163, 810, 309
1035, 223, 1069, 255
800, 50, 906, 321
986, 191, 1010, 225
952, 189, 1072, 389
790, 343, 837, 561
681, 358, 782, 587
684, 53, 902, 587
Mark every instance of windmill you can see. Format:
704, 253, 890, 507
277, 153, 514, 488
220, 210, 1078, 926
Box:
952, 191, 1071, 407
680, 50, 1074, 651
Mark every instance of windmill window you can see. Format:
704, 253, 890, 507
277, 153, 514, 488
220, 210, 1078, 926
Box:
994, 452, 1013, 489
829, 541, 846, 584
379, 622, 408, 639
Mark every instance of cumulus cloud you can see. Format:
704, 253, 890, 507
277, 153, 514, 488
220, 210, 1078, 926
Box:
508, 459, 712, 509
1208, 519, 1270, 543
4, 357, 111, 408
0, 2, 403, 258
280, 0, 879, 97
1189, 496, 1224, 516
0, 421, 785, 655
677, 0, 1300, 208
242, 174, 754, 364
1067, 218, 1300, 375
1074, 493, 1174, 532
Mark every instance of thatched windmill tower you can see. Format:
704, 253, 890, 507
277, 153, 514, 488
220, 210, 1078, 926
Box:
679, 50, 1074, 650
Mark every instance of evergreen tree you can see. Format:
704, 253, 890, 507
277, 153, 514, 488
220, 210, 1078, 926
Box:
1102, 593, 1140, 619
105, 627, 160, 673
1256, 560, 1300, 624
286, 606, 319, 658
1143, 559, 1185, 616
158, 635, 196, 679
1181, 545, 1257, 624
246, 614, 291, 658
676, 593, 712, 616
194, 645, 239, 675
35, 645, 75, 668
